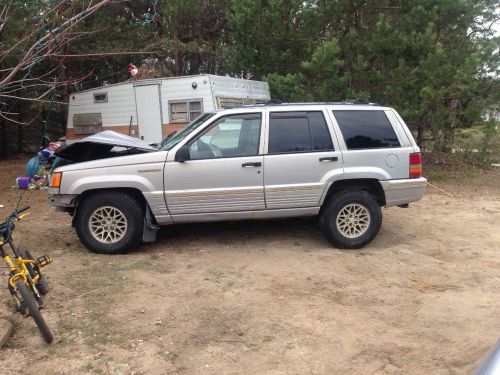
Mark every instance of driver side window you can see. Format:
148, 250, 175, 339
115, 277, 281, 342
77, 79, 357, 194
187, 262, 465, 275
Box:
189, 113, 262, 160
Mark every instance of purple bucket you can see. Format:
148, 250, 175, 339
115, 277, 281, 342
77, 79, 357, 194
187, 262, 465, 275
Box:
17, 176, 30, 190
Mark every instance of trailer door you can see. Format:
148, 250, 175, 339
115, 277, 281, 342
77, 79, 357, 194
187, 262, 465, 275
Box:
134, 82, 163, 143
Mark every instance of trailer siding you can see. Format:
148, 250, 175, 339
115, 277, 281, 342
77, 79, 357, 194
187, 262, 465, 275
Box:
66, 74, 270, 142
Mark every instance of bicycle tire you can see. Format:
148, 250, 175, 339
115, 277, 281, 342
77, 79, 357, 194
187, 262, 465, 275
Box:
15, 280, 53, 344
16, 245, 49, 295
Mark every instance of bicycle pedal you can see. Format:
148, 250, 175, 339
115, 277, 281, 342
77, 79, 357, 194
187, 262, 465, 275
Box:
36, 255, 52, 267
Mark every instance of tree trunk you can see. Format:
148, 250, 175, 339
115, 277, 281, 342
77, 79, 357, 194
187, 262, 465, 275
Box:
417, 120, 424, 147
17, 102, 23, 154
0, 118, 7, 159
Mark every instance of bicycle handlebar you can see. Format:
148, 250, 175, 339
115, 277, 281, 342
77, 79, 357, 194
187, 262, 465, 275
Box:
0, 205, 30, 243
16, 206, 30, 215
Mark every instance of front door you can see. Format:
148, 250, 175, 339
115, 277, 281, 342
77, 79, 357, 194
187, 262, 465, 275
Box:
134, 83, 163, 143
164, 112, 265, 218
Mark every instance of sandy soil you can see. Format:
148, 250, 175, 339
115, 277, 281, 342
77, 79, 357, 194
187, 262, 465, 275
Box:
0, 157, 499, 375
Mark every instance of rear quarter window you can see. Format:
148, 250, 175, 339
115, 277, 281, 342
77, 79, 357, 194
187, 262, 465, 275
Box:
333, 110, 400, 149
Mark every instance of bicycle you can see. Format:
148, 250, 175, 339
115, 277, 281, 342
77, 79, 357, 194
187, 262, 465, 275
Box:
0, 205, 53, 344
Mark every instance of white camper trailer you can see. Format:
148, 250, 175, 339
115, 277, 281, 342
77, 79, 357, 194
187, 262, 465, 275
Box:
66, 74, 271, 143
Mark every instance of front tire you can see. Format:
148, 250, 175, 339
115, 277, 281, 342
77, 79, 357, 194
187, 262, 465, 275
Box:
75, 191, 144, 254
319, 190, 382, 249
15, 280, 53, 344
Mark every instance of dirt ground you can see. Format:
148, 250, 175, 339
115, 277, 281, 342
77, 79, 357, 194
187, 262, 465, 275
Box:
0, 157, 499, 375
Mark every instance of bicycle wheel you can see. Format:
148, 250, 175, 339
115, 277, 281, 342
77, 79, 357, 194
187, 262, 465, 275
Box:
17, 245, 49, 295
15, 280, 53, 344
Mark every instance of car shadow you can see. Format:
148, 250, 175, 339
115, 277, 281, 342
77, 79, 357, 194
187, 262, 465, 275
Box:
149, 217, 328, 250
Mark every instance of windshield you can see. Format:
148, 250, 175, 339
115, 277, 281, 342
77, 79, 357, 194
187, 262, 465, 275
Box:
160, 113, 216, 150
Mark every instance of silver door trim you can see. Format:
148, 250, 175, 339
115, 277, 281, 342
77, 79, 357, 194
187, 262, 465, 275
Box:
170, 206, 320, 223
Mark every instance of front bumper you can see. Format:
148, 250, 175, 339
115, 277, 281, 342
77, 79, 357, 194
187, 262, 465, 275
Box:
48, 194, 78, 210
380, 177, 427, 207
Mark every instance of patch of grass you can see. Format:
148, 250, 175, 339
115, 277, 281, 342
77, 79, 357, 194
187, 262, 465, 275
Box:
121, 260, 161, 272
424, 151, 499, 188
262, 335, 275, 343
162, 351, 179, 362
58, 261, 131, 349
244, 341, 258, 350
83, 362, 102, 373
206, 268, 225, 284
421, 122, 499, 185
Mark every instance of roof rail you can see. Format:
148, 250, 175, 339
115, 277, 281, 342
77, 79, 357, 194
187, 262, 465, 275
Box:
240, 99, 380, 108
341, 99, 371, 105
264, 99, 282, 105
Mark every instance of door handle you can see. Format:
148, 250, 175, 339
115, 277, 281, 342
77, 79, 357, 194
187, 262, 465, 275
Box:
319, 156, 338, 162
242, 162, 262, 168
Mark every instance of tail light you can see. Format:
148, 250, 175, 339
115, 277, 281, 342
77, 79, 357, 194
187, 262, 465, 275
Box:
409, 152, 422, 178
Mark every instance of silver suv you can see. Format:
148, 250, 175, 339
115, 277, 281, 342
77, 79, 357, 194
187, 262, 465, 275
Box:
48, 102, 427, 254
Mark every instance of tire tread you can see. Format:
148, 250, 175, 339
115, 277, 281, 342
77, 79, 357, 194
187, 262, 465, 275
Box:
75, 191, 144, 254
15, 280, 53, 344
319, 189, 382, 249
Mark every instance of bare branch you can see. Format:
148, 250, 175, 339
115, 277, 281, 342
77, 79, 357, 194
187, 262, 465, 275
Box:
49, 51, 160, 58
0, 0, 112, 88
0, 94, 66, 105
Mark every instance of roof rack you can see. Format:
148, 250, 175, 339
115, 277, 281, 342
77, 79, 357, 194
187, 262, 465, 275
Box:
256, 99, 379, 107
265, 99, 282, 105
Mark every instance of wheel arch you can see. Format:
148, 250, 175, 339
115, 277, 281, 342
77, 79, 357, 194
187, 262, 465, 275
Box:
72, 187, 150, 225
320, 178, 386, 207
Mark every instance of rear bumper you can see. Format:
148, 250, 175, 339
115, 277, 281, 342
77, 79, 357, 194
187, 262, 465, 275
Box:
380, 177, 427, 207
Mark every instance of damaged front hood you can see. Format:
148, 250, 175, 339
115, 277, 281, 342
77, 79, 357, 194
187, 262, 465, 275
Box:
55, 131, 157, 162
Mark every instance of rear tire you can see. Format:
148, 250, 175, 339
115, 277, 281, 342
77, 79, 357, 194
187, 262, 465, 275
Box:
17, 245, 49, 295
319, 190, 382, 249
74, 191, 144, 254
15, 280, 53, 344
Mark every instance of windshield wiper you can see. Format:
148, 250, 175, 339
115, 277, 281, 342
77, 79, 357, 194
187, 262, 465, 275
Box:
165, 130, 177, 140
160, 131, 178, 148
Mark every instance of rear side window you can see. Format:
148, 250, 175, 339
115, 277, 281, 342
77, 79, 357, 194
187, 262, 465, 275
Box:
333, 110, 400, 149
268, 111, 334, 154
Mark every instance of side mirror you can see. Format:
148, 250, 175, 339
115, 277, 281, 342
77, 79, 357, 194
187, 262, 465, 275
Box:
175, 145, 191, 162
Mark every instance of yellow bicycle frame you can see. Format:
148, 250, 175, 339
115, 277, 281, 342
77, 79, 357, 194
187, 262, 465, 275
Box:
1, 212, 45, 289
2, 253, 39, 289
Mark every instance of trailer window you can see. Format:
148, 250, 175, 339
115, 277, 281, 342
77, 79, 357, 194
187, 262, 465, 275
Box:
73, 113, 103, 135
217, 97, 268, 109
169, 100, 203, 123
93, 93, 107, 103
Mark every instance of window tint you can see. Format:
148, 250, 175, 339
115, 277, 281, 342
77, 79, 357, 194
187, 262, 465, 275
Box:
268, 111, 333, 154
189, 113, 261, 159
333, 110, 400, 149
309, 112, 333, 150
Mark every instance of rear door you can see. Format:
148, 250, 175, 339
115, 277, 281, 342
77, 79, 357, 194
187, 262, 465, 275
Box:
263, 109, 343, 209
